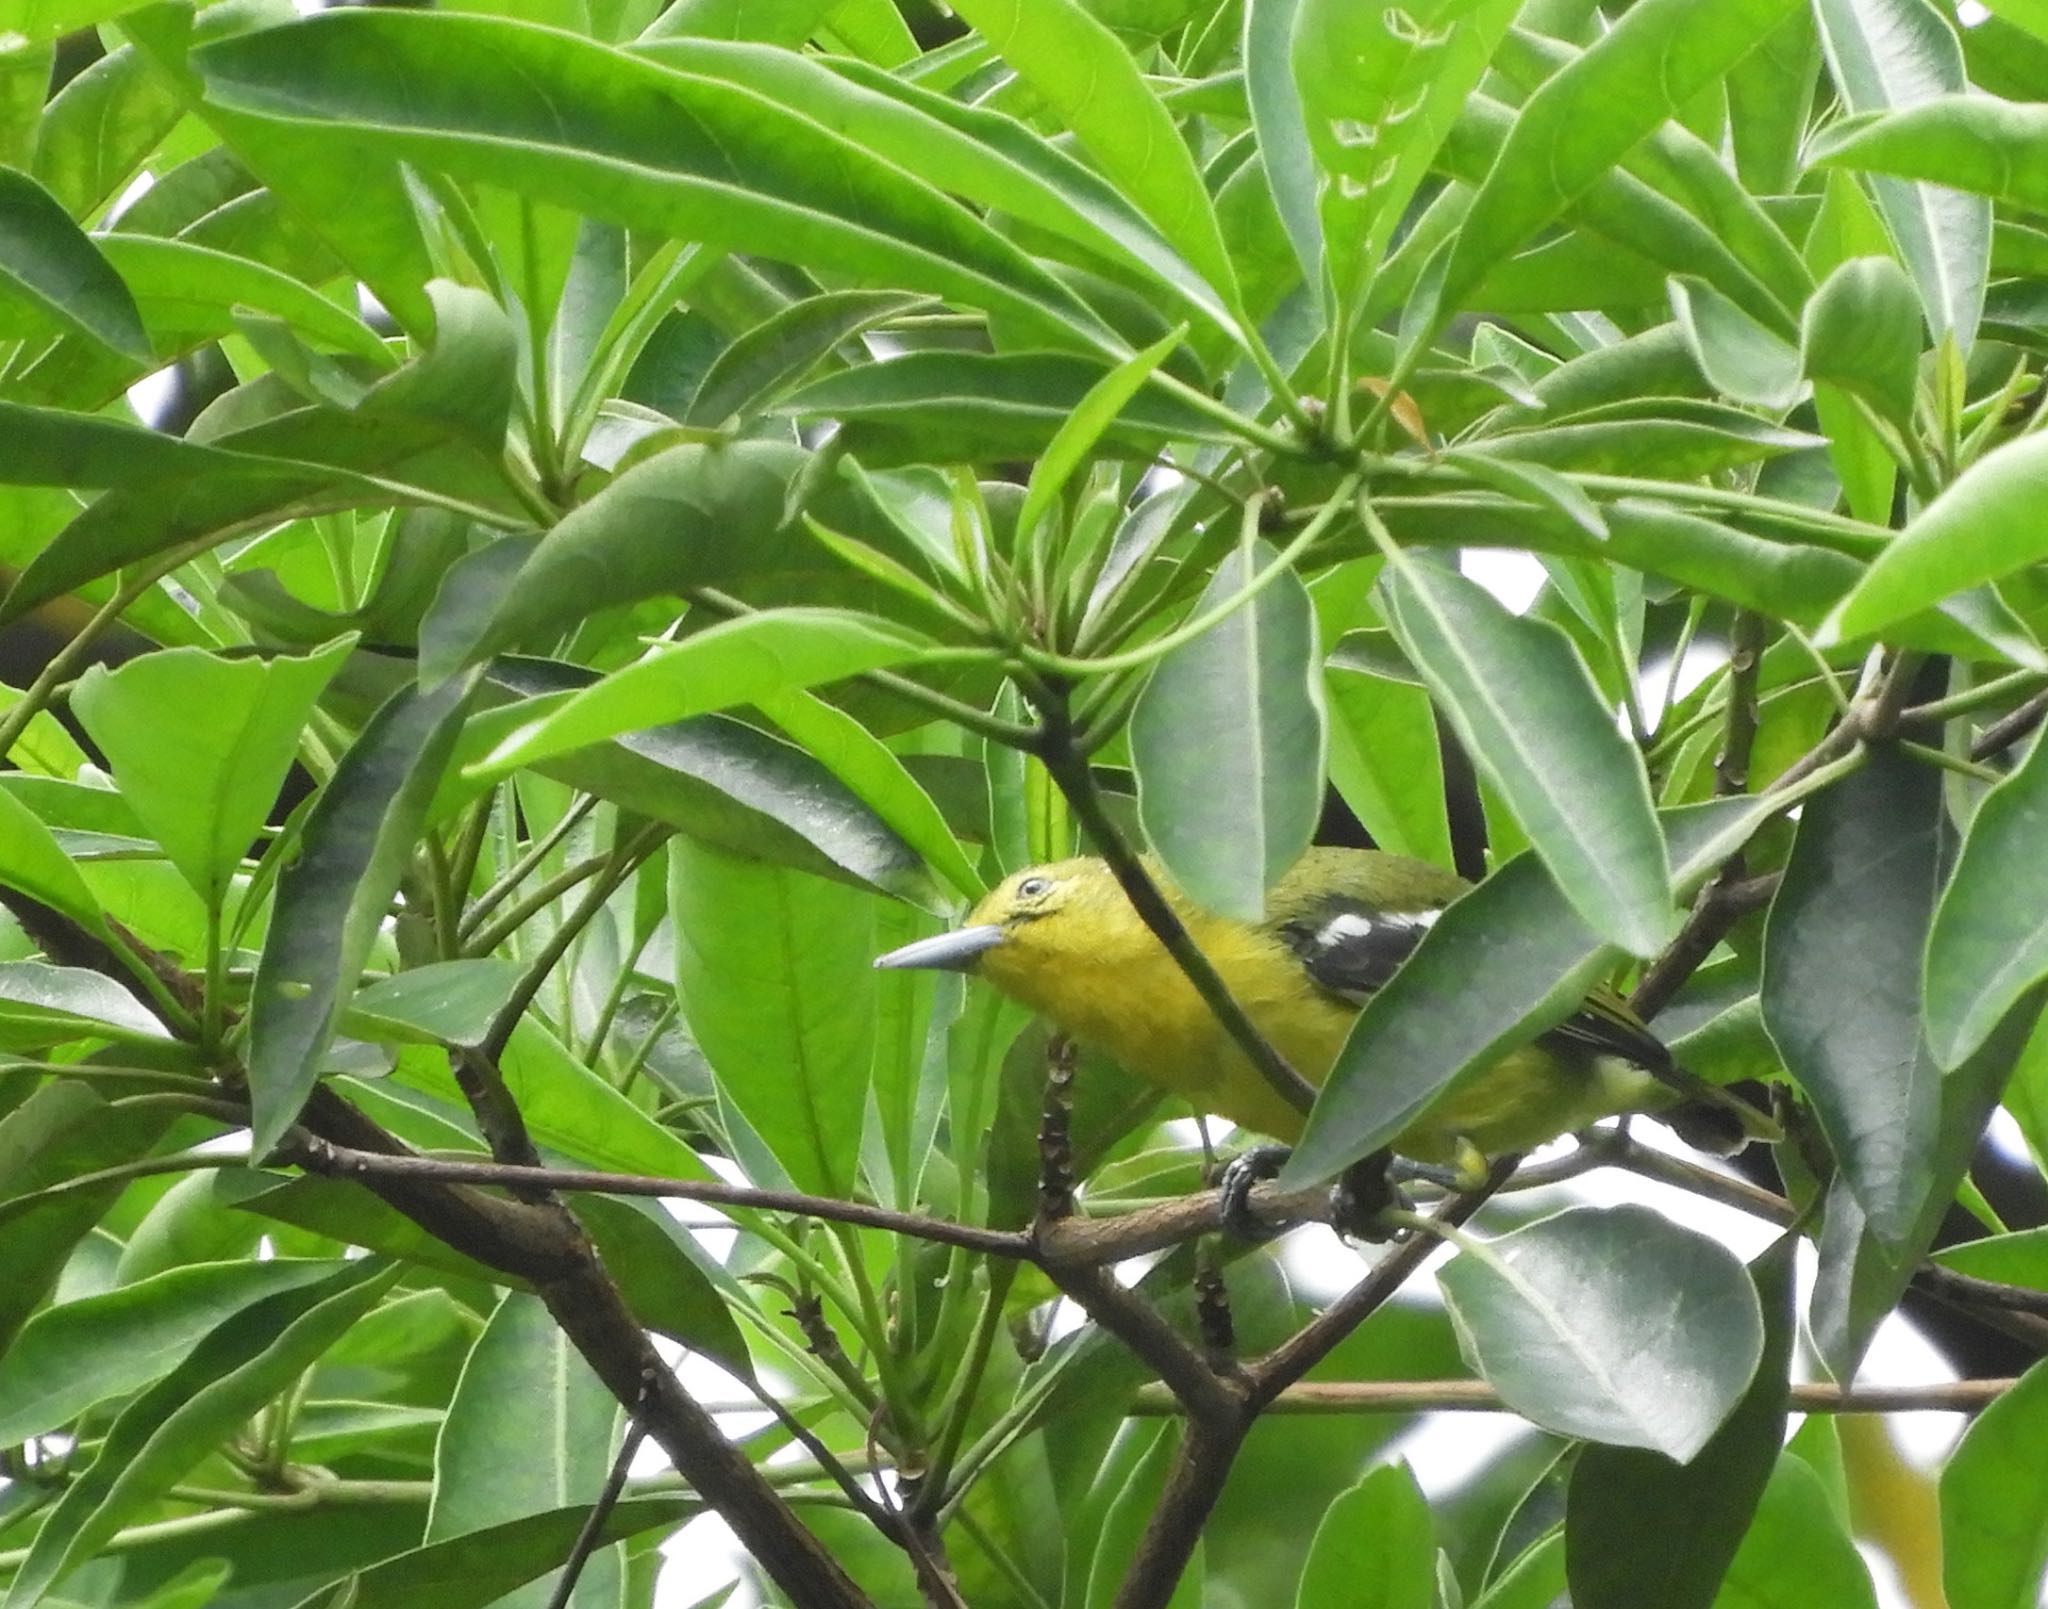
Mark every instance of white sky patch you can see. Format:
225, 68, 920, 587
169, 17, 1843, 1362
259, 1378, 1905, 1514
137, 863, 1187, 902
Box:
126, 367, 179, 428
1957, 0, 1990, 23
1460, 548, 1546, 614
1987, 1105, 2036, 1167
1641, 638, 1733, 729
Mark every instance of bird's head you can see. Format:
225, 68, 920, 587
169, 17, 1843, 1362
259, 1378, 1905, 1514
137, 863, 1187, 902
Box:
872, 858, 1131, 996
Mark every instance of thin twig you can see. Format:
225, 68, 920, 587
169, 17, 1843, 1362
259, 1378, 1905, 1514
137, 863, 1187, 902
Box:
1034, 694, 1317, 1118
542, 1416, 648, 1609
1129, 1377, 2016, 1416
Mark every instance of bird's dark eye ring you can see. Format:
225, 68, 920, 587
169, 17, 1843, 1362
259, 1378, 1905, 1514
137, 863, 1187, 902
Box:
1016, 876, 1052, 900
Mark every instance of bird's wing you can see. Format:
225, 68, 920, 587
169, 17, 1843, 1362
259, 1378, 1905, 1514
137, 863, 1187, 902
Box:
1276, 901, 1445, 1002
1282, 899, 1671, 1072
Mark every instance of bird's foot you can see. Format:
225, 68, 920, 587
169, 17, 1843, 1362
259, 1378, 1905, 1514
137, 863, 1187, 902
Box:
1217, 1144, 1293, 1240
1218, 1146, 1417, 1243
1328, 1149, 1415, 1244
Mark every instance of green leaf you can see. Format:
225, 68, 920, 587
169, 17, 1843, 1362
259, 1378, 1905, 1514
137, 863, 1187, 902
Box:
779, 350, 1240, 464
1323, 663, 1452, 869
1433, 0, 1803, 326
30, 43, 181, 223
1814, 94, 2048, 217
192, 10, 1115, 351
436, 442, 807, 678
71, 639, 353, 914
1941, 1356, 2048, 1609
1932, 1226, 2048, 1289
1243, 0, 1319, 280
0, 1258, 350, 1447
100, 234, 396, 368
1565, 1236, 1794, 1609
0, 960, 169, 1051
1295, 1463, 1435, 1609
684, 289, 928, 427
1438, 1204, 1764, 1462
3, 1259, 401, 1609
1800, 256, 1923, 434
1669, 276, 1803, 410
1016, 328, 1183, 554
284, 1499, 694, 1609
754, 687, 986, 905
669, 837, 873, 1197
471, 609, 933, 782
1761, 746, 1941, 1248
1925, 725, 2048, 1069
1713, 1458, 1878, 1609
1130, 540, 1326, 922
946, 0, 1238, 304
0, 784, 110, 941
630, 38, 1238, 342
247, 671, 479, 1157
429, 1293, 623, 1609
1294, 0, 1521, 304
1825, 433, 2048, 643
1283, 798, 1772, 1184
1381, 560, 1673, 956
484, 659, 937, 902
1811, 0, 1986, 352
344, 959, 522, 1049
0, 166, 151, 361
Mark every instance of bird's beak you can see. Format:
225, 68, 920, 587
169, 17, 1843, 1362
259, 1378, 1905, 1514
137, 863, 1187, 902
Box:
873, 924, 1006, 972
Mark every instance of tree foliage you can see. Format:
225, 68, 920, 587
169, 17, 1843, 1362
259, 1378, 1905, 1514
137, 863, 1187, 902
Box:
2, 1, 2048, 1607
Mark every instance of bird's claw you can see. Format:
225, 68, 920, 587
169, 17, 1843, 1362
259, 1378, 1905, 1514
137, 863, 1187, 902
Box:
1217, 1144, 1293, 1240
1329, 1149, 1414, 1244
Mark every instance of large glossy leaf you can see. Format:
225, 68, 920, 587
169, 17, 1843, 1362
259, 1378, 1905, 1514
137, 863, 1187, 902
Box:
1941, 1355, 2048, 1609
427, 441, 807, 678
1668, 276, 1802, 410
0, 166, 150, 361
1130, 540, 1326, 922
754, 687, 985, 904
1825, 433, 2048, 645
0, 1258, 349, 1447
1323, 662, 1452, 869
1564, 1237, 1794, 1608
778, 350, 1240, 463
1814, 93, 2048, 218
1432, 0, 1802, 326
1800, 255, 1923, 435
3, 1260, 401, 1609
192, 10, 1114, 350
1244, 0, 1319, 280
945, 0, 1238, 303
1925, 725, 2048, 1069
429, 1293, 623, 1609
1811, 0, 1987, 352
1761, 746, 1941, 1248
1282, 796, 1775, 1184
0, 960, 169, 1051
0, 784, 112, 942
484, 659, 939, 903
247, 671, 479, 1156
684, 289, 927, 427
1381, 560, 1673, 956
71, 639, 352, 914
1438, 1204, 1764, 1461
669, 836, 873, 1197
1294, 0, 1520, 305
1294, 1463, 1435, 1609
1717, 1458, 1879, 1608
469, 609, 935, 782
630, 38, 1237, 339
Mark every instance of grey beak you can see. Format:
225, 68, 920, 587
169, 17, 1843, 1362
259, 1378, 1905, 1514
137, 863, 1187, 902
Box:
873, 924, 1006, 972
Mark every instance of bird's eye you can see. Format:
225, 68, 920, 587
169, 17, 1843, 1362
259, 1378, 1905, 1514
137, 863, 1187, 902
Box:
1015, 876, 1053, 901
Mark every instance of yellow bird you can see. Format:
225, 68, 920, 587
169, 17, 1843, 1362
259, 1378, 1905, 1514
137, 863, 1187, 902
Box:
875, 848, 1759, 1168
